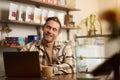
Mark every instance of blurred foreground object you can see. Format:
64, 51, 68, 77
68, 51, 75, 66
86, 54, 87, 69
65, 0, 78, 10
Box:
99, 8, 120, 40
92, 8, 120, 80
92, 52, 120, 80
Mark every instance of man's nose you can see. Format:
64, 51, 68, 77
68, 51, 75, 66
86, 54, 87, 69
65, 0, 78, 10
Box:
48, 28, 53, 33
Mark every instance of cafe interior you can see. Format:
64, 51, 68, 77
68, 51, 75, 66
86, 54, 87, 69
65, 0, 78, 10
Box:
0, 0, 120, 80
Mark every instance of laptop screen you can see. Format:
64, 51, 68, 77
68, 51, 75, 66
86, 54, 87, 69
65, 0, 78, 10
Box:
3, 51, 41, 77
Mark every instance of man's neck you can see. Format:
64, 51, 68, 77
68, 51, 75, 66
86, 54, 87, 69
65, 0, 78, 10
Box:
42, 39, 54, 48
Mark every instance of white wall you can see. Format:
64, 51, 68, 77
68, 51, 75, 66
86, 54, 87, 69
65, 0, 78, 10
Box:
71, 0, 99, 26
117, 0, 120, 8
72, 0, 119, 25
98, 0, 118, 12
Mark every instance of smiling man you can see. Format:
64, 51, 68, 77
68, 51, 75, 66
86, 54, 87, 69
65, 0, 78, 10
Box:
21, 17, 76, 75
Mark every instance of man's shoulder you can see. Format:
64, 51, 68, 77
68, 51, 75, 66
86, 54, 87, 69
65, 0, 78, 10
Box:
54, 41, 71, 49
26, 40, 42, 46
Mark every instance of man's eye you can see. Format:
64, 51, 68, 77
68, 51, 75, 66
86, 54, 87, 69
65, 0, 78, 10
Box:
53, 28, 57, 32
46, 26, 51, 29
45, 26, 58, 32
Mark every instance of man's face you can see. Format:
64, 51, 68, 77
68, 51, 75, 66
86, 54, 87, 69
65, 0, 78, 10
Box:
42, 20, 60, 43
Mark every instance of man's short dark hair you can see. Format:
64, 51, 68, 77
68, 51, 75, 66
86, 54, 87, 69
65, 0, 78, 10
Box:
44, 17, 62, 32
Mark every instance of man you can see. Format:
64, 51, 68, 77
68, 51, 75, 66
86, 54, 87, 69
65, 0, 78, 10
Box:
21, 17, 76, 74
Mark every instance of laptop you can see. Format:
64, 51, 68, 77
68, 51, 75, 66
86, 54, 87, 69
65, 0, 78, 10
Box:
3, 51, 41, 77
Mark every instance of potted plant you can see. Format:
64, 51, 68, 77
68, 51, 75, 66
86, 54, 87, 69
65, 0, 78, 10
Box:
84, 14, 102, 35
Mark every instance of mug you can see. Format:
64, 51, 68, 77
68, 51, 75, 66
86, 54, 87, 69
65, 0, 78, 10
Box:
42, 66, 54, 78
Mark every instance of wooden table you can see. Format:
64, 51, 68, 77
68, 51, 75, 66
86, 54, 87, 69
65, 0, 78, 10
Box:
0, 74, 76, 80
0, 73, 108, 80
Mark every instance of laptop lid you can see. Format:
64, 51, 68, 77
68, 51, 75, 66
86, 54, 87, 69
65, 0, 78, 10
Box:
3, 51, 41, 77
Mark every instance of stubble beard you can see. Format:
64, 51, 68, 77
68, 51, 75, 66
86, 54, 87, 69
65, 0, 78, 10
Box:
43, 33, 56, 43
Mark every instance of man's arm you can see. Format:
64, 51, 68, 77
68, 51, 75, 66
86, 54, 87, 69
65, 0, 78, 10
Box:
53, 45, 76, 74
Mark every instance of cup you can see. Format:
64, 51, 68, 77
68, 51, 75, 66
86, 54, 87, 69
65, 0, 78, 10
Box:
42, 66, 54, 79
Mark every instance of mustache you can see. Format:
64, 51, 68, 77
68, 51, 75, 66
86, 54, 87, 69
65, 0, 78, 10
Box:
45, 32, 53, 36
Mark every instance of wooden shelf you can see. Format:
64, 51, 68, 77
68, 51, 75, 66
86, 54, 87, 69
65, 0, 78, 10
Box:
8, 0, 80, 12
0, 20, 41, 26
4, 46, 22, 48
62, 26, 78, 29
75, 34, 111, 38
0, 20, 78, 30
